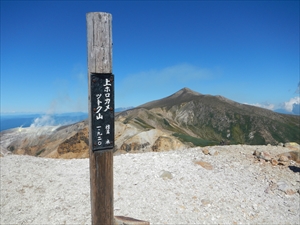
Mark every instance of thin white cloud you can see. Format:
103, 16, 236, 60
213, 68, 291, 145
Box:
117, 63, 218, 107
245, 102, 275, 110
283, 96, 300, 112
246, 98, 300, 115
158, 63, 214, 82
123, 63, 215, 87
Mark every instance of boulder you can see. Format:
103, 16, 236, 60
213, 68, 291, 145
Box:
253, 150, 260, 157
284, 142, 300, 151
277, 180, 296, 195
160, 170, 173, 180
260, 151, 272, 161
278, 155, 289, 162
209, 148, 219, 156
120, 142, 150, 152
194, 160, 213, 170
253, 150, 272, 161
270, 158, 278, 166
202, 148, 209, 155
277, 151, 300, 163
114, 216, 150, 225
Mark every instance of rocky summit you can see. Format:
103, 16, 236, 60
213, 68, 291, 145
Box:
1, 87, 299, 158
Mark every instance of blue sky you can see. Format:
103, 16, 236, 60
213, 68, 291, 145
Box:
1, 1, 299, 114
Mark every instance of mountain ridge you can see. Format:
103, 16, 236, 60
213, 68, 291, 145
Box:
138, 87, 202, 109
117, 87, 299, 148
1, 87, 299, 158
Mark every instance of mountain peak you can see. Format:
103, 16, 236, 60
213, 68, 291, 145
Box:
138, 87, 202, 109
174, 87, 202, 97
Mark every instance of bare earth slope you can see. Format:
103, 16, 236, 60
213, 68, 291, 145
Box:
1, 145, 299, 224
0, 121, 88, 158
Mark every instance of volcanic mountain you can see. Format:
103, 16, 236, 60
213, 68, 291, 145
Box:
1, 87, 299, 158
116, 87, 299, 149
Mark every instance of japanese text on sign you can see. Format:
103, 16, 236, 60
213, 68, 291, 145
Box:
91, 73, 114, 151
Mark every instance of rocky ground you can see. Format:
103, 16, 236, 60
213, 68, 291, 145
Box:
1, 145, 300, 224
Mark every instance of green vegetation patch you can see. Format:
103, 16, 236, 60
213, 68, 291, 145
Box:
8, 145, 15, 152
163, 118, 170, 126
269, 120, 300, 144
123, 117, 132, 124
249, 132, 266, 145
134, 117, 155, 130
231, 124, 245, 144
36, 148, 46, 156
172, 133, 218, 147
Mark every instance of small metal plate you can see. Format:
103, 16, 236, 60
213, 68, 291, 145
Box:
90, 73, 114, 151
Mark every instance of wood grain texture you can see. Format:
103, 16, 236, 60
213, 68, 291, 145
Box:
87, 12, 112, 73
87, 12, 114, 225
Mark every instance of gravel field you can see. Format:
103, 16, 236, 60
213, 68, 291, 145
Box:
1, 145, 299, 224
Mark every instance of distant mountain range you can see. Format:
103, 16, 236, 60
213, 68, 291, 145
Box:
274, 107, 300, 115
0, 107, 134, 132
1, 88, 299, 158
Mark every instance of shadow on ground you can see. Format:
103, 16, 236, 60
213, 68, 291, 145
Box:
288, 166, 300, 173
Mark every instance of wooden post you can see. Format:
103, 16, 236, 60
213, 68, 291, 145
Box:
87, 12, 114, 225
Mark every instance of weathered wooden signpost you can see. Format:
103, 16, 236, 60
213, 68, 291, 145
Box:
87, 12, 114, 225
